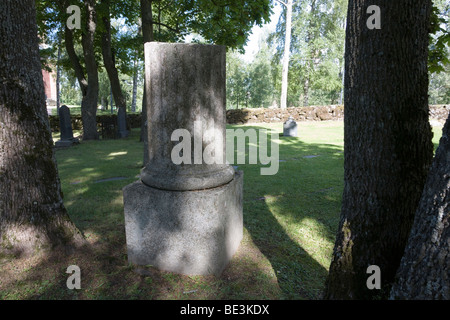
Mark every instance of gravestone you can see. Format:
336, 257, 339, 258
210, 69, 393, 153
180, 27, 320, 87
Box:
117, 107, 129, 138
55, 105, 79, 147
283, 116, 298, 137
123, 42, 243, 276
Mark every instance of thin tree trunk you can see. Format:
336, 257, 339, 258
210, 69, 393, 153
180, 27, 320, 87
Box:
131, 54, 139, 113
56, 37, 62, 111
280, 0, 293, 109
390, 113, 450, 300
324, 0, 434, 299
81, 0, 99, 140
64, 26, 88, 97
140, 0, 154, 165
110, 86, 114, 114
63, 0, 99, 140
339, 65, 344, 105
0, 0, 83, 255
303, 75, 309, 107
100, 0, 128, 132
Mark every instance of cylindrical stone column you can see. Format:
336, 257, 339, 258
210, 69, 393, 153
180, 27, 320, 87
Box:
140, 42, 235, 191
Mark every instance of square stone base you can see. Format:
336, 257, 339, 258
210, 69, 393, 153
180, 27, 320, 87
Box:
123, 171, 243, 276
55, 138, 79, 148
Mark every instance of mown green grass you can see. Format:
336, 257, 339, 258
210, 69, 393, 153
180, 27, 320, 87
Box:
0, 121, 444, 300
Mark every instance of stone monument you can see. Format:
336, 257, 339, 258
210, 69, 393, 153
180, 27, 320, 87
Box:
283, 116, 298, 137
117, 107, 129, 138
123, 43, 243, 276
55, 105, 79, 147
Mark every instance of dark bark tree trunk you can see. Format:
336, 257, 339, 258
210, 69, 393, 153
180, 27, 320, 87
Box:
0, 0, 83, 255
390, 113, 450, 300
56, 37, 62, 111
81, 0, 100, 140
100, 0, 128, 127
63, 0, 99, 140
64, 26, 88, 97
324, 0, 434, 300
140, 0, 154, 165
131, 53, 139, 113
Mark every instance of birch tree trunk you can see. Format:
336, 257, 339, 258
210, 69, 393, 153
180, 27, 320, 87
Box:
280, 0, 293, 109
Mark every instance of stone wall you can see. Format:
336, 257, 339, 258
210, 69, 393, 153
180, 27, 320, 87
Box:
47, 105, 449, 131
48, 113, 142, 132
226, 105, 449, 124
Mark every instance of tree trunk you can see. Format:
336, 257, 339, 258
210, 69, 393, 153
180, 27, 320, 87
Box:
63, 0, 99, 140
280, 0, 292, 109
56, 38, 62, 111
131, 54, 139, 113
0, 0, 83, 255
303, 75, 309, 107
140, 0, 154, 165
81, 0, 99, 140
390, 113, 450, 300
64, 26, 88, 97
100, 0, 128, 129
324, 0, 434, 299
110, 85, 114, 114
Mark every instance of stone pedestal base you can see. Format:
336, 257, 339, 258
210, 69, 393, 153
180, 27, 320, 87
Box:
123, 171, 243, 276
55, 138, 79, 148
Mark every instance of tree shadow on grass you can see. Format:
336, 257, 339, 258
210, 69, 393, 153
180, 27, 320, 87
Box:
0, 123, 344, 300
224, 123, 344, 299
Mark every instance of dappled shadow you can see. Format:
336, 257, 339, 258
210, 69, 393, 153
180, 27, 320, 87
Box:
1, 122, 344, 300
224, 122, 344, 299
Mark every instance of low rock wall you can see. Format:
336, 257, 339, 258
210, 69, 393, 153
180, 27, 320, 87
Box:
226, 105, 449, 124
47, 105, 449, 131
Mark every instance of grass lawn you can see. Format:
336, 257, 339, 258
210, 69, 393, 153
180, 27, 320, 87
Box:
0, 121, 444, 300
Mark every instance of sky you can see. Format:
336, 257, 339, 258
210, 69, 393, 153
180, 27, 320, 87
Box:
241, 2, 282, 63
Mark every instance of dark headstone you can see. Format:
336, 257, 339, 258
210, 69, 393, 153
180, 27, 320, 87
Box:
117, 107, 129, 138
55, 105, 79, 147
59, 105, 73, 140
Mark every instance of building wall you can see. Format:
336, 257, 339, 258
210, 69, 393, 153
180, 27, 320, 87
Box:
42, 68, 56, 102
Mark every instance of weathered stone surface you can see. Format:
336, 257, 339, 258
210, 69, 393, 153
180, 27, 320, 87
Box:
55, 105, 79, 147
117, 107, 129, 138
123, 171, 243, 276
283, 116, 298, 137
123, 42, 243, 276
140, 42, 234, 191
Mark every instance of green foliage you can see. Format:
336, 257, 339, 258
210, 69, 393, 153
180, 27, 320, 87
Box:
182, 0, 272, 51
429, 68, 450, 104
269, 0, 347, 106
429, 1, 450, 74
247, 37, 277, 108
36, 0, 273, 111
226, 51, 249, 109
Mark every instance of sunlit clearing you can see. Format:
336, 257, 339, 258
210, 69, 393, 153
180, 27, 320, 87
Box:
108, 151, 128, 157
298, 217, 333, 269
